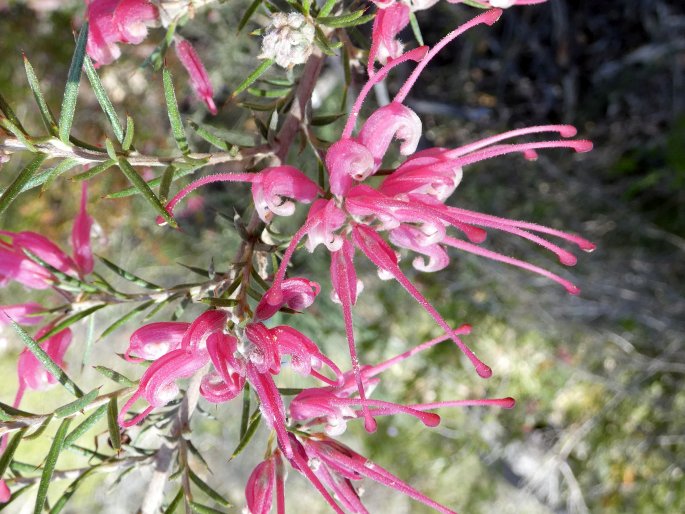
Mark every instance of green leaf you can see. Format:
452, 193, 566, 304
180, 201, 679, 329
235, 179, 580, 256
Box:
409, 11, 424, 46
190, 502, 225, 514
159, 164, 175, 202
22, 248, 100, 293
55, 388, 99, 418
162, 68, 190, 155
0, 91, 26, 132
0, 428, 27, 477
311, 112, 346, 126
107, 397, 121, 451
188, 469, 230, 506
233, 59, 274, 97
313, 25, 340, 57
34, 418, 72, 514
0, 117, 37, 152
123, 115, 135, 151
98, 300, 155, 340
0, 153, 47, 216
318, 0, 336, 17
276, 387, 304, 396
239, 383, 250, 439
106, 164, 201, 198
0, 402, 37, 421
36, 304, 107, 342
93, 366, 137, 387
24, 414, 54, 440
163, 488, 184, 514
188, 122, 228, 151
461, 0, 490, 8
143, 20, 177, 71
37, 158, 80, 193
71, 158, 117, 181
229, 408, 261, 460
10, 321, 83, 398
105, 138, 118, 161
247, 86, 292, 99
318, 9, 373, 28
98, 255, 163, 290
84, 55, 124, 143
23, 55, 58, 135
238, 0, 262, 32
117, 157, 178, 227
63, 404, 108, 448
59, 23, 88, 144
199, 297, 239, 307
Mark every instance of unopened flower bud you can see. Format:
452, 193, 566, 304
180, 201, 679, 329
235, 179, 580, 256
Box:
259, 13, 315, 69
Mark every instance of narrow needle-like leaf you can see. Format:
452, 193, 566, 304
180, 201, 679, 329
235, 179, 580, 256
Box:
59, 23, 89, 144
34, 418, 72, 514
0, 153, 47, 215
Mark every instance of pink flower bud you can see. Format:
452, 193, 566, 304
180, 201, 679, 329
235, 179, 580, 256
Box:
174, 38, 218, 115
255, 278, 320, 321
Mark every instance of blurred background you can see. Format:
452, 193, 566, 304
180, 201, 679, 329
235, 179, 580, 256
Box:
0, 0, 684, 513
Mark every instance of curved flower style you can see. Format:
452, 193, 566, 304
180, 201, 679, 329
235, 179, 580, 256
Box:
260, 8, 594, 434
157, 166, 321, 226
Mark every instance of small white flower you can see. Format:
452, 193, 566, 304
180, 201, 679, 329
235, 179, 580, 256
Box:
259, 12, 316, 68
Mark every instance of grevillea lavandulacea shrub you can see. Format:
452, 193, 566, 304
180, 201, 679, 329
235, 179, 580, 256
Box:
0, 1, 593, 512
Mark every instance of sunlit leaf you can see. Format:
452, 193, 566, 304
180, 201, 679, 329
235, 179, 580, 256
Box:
34, 418, 72, 514
59, 23, 88, 144
0, 153, 47, 215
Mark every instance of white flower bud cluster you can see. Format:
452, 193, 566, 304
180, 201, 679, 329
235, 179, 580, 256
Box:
259, 13, 316, 69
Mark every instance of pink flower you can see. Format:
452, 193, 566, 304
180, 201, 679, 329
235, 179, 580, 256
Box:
0, 480, 9, 504
0, 302, 45, 326
118, 310, 228, 427
72, 183, 94, 275
174, 38, 218, 115
14, 326, 73, 408
124, 321, 190, 362
254, 277, 320, 321
245, 454, 285, 514
368, 2, 410, 75
157, 166, 321, 226
85, 0, 159, 66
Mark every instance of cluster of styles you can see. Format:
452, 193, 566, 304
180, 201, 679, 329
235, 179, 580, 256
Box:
0, 0, 594, 512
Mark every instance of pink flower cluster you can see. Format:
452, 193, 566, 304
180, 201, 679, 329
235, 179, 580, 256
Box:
85, 0, 218, 113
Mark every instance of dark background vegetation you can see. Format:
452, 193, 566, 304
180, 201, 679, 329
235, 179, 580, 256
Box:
0, 0, 683, 512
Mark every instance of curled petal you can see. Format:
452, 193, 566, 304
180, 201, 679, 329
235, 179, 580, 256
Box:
205, 332, 244, 400
255, 277, 320, 321
180, 310, 228, 352
125, 321, 190, 362
245, 323, 280, 374
113, 0, 158, 45
304, 199, 347, 253
252, 166, 321, 223
357, 102, 422, 168
72, 183, 94, 275
368, 3, 410, 74
174, 38, 217, 114
389, 226, 450, 272
326, 139, 375, 196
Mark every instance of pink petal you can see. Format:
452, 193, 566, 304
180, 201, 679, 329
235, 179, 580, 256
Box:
246, 459, 276, 514
72, 183, 94, 275
368, 3, 410, 75
255, 277, 320, 321
0, 302, 45, 326
251, 166, 321, 223
112, 0, 158, 45
125, 321, 190, 362
174, 38, 218, 114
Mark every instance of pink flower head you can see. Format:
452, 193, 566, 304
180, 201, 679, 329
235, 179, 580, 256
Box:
124, 321, 190, 362
86, 0, 159, 66
245, 454, 285, 514
174, 38, 218, 115
0, 230, 78, 276
14, 326, 73, 408
72, 183, 94, 275
112, 0, 158, 45
254, 277, 320, 321
119, 310, 227, 427
0, 302, 45, 326
368, 2, 410, 75
157, 166, 321, 227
